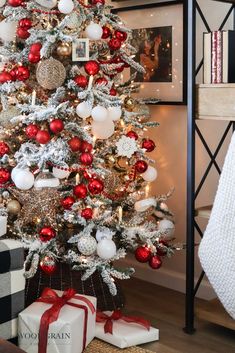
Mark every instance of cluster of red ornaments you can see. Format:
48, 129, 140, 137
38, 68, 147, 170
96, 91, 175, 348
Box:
25, 119, 64, 144
68, 137, 93, 166
29, 43, 42, 64
135, 244, 168, 269
17, 18, 32, 40
0, 142, 10, 157
0, 65, 30, 84
0, 168, 10, 184
102, 27, 128, 51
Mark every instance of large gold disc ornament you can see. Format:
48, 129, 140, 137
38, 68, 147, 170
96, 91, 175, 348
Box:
36, 58, 66, 90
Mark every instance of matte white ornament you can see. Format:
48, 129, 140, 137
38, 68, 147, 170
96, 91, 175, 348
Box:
34, 0, 57, 9
0, 215, 7, 237
85, 22, 103, 40
77, 235, 97, 256
52, 166, 70, 179
142, 166, 158, 182
91, 105, 108, 122
134, 198, 157, 212
11, 166, 29, 183
0, 0, 6, 7
76, 102, 92, 119
96, 228, 114, 242
0, 20, 17, 42
158, 219, 175, 240
14, 170, 35, 190
91, 118, 114, 139
58, 0, 74, 13
97, 239, 117, 260
107, 106, 122, 121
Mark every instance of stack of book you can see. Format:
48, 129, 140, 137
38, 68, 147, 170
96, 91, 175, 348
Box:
203, 30, 235, 84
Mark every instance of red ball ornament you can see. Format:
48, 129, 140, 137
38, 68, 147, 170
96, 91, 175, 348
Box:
0, 71, 12, 84
110, 88, 117, 96
17, 27, 30, 39
109, 38, 122, 51
19, 18, 32, 29
39, 256, 57, 275
28, 52, 40, 63
49, 119, 64, 134
61, 196, 75, 210
149, 255, 162, 269
30, 43, 42, 54
83, 170, 92, 180
16, 66, 30, 81
135, 160, 148, 173
9, 68, 18, 81
80, 152, 93, 166
95, 77, 108, 85
8, 0, 23, 6
68, 137, 82, 152
74, 75, 88, 88
80, 141, 92, 153
102, 26, 111, 39
73, 184, 88, 199
126, 131, 138, 140
142, 139, 156, 152
115, 30, 128, 42
84, 61, 100, 76
0, 142, 10, 156
39, 226, 56, 242
88, 179, 104, 195
0, 168, 10, 184
91, 0, 105, 4
81, 208, 93, 220
26, 124, 39, 139
135, 246, 151, 263
36, 130, 50, 144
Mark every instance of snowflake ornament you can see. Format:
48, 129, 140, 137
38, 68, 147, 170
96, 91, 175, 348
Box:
116, 136, 138, 158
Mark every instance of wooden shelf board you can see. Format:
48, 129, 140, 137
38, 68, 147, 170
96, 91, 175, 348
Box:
198, 83, 235, 88
212, 0, 235, 3
196, 115, 235, 121
195, 205, 212, 219
197, 299, 235, 331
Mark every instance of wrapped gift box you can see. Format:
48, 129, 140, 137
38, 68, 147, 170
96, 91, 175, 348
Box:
18, 289, 97, 353
0, 239, 25, 340
95, 311, 159, 349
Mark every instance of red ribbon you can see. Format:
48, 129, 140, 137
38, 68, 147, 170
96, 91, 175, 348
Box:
36, 288, 95, 353
96, 310, 150, 334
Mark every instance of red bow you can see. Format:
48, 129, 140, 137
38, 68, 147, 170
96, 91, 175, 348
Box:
36, 288, 95, 353
96, 310, 150, 334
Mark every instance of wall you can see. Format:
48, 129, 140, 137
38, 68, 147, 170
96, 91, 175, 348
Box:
110, 0, 233, 299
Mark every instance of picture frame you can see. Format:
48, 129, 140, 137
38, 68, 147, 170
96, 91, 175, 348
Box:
112, 1, 187, 105
72, 38, 90, 62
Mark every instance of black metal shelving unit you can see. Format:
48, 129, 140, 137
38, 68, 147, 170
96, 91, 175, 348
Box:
185, 0, 235, 334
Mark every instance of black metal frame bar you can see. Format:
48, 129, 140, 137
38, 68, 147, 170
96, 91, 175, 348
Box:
185, 0, 235, 334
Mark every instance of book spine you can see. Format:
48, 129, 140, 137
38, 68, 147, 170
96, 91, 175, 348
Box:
211, 31, 218, 83
216, 31, 222, 83
203, 33, 212, 84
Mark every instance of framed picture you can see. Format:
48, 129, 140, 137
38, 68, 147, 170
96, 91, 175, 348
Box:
112, 1, 186, 104
72, 39, 90, 62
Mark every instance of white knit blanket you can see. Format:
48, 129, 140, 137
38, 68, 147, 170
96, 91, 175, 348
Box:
199, 132, 235, 319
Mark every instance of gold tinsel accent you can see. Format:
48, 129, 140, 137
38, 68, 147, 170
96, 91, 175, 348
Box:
10, 187, 61, 229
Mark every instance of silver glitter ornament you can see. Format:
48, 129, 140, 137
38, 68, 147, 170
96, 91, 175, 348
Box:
77, 235, 97, 256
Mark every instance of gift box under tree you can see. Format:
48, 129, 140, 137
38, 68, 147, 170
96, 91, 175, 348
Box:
0, 239, 25, 340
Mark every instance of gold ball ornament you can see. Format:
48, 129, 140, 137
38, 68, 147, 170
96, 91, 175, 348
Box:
36, 58, 66, 90
56, 42, 72, 57
7, 200, 21, 215
124, 96, 136, 112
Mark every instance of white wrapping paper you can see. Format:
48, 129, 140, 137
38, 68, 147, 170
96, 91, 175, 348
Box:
18, 290, 96, 353
95, 312, 159, 349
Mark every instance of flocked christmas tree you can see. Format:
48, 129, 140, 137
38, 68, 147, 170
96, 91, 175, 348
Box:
0, 0, 176, 295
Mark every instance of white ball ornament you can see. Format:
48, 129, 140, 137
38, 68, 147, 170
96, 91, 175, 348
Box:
134, 198, 157, 212
14, 170, 34, 190
97, 239, 117, 260
77, 235, 97, 256
91, 117, 114, 139
0, 0, 6, 7
107, 106, 122, 121
11, 166, 28, 183
85, 22, 103, 40
0, 20, 17, 42
96, 229, 113, 243
142, 166, 158, 182
91, 105, 108, 122
158, 219, 175, 240
52, 166, 70, 179
58, 0, 74, 14
76, 102, 92, 120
